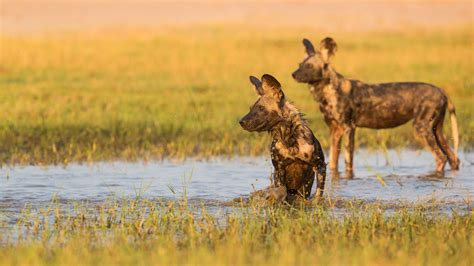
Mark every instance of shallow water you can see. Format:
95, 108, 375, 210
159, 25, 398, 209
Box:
0, 149, 473, 222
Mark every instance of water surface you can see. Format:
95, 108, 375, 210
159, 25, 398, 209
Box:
0, 150, 472, 223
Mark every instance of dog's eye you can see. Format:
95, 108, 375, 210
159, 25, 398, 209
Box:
258, 106, 265, 111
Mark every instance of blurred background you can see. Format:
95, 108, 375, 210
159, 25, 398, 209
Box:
0, 0, 472, 164
2, 1, 472, 34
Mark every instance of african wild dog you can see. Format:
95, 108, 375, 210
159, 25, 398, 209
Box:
292, 37, 460, 174
239, 74, 326, 203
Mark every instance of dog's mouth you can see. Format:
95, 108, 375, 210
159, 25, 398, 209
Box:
292, 71, 303, 82
293, 73, 311, 83
241, 118, 283, 132
295, 75, 324, 84
241, 122, 270, 132
293, 70, 324, 84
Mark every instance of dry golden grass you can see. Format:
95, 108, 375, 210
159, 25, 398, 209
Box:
0, 25, 472, 164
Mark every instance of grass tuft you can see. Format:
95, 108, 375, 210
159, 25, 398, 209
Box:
0, 198, 472, 265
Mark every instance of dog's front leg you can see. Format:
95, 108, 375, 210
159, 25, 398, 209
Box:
329, 125, 344, 172
343, 127, 355, 175
314, 162, 326, 199
274, 141, 298, 160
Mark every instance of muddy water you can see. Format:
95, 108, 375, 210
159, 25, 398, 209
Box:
0, 150, 473, 222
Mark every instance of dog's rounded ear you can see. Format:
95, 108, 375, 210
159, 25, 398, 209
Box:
261, 74, 284, 101
319, 37, 337, 63
303, 38, 316, 56
249, 75, 264, 96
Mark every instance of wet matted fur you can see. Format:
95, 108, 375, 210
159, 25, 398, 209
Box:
239, 74, 326, 204
292, 37, 460, 174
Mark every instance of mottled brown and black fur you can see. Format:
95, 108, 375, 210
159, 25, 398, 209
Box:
239, 74, 326, 203
292, 37, 460, 174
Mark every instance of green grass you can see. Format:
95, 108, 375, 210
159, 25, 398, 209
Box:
0, 198, 472, 265
0, 25, 472, 164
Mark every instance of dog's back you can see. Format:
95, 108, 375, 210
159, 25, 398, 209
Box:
344, 80, 447, 129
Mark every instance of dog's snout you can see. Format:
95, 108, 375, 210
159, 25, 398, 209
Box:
239, 119, 246, 127
292, 72, 296, 78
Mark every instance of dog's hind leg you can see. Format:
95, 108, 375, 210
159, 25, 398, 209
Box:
414, 109, 448, 172
434, 110, 460, 170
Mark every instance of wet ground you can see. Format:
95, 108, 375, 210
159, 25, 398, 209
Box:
0, 150, 473, 223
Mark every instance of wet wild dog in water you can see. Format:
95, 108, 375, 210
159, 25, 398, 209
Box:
239, 74, 326, 204
292, 37, 460, 174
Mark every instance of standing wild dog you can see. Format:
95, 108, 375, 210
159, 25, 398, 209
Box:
239, 74, 326, 203
292, 37, 460, 174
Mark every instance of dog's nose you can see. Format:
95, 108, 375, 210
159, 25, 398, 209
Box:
239, 119, 245, 126
291, 72, 296, 78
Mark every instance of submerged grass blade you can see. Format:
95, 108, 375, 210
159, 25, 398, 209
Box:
376, 173, 387, 187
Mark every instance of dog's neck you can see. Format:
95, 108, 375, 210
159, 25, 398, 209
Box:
270, 101, 302, 142
308, 67, 344, 102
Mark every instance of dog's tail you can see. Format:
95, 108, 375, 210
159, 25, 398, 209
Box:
447, 99, 459, 155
